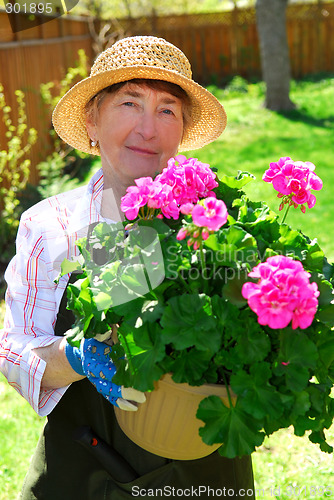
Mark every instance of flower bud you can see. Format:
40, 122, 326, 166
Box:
176, 228, 188, 241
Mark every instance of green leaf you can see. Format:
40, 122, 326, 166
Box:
204, 226, 258, 267
99, 268, 149, 308
316, 327, 334, 369
66, 277, 95, 327
315, 278, 334, 308
304, 240, 325, 273
242, 216, 281, 257
99, 261, 121, 284
237, 198, 278, 230
83, 312, 94, 332
231, 363, 283, 419
141, 300, 165, 323
197, 396, 264, 458
124, 225, 166, 291
317, 303, 334, 328
323, 258, 334, 282
233, 318, 271, 364
293, 415, 321, 436
115, 322, 165, 391
162, 236, 193, 282
93, 291, 113, 311
160, 294, 220, 352
121, 263, 151, 291
66, 325, 84, 347
273, 225, 310, 261
59, 258, 82, 278
219, 171, 255, 190
170, 348, 213, 385
291, 391, 311, 417
138, 217, 172, 239
213, 171, 254, 209
308, 383, 330, 413
211, 295, 241, 328
222, 270, 248, 307
111, 296, 146, 321
274, 331, 318, 392
309, 430, 333, 453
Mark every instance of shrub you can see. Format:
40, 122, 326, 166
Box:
37, 49, 93, 196
0, 85, 37, 265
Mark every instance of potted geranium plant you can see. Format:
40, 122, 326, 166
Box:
63, 155, 334, 459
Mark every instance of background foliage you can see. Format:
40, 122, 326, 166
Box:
0, 87, 37, 266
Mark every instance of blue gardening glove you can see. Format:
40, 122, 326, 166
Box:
65, 338, 146, 411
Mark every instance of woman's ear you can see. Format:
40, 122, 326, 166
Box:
85, 114, 97, 143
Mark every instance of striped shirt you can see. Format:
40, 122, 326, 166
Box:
0, 169, 110, 416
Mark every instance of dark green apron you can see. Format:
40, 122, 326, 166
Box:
20, 276, 255, 499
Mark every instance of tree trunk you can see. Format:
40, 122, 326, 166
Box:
255, 0, 295, 111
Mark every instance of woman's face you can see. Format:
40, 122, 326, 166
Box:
86, 82, 184, 188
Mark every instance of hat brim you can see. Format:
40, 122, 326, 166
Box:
52, 65, 227, 154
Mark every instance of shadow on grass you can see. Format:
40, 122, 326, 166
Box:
276, 108, 334, 129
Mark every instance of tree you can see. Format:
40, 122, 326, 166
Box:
255, 0, 295, 111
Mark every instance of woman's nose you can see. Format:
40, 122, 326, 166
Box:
135, 111, 156, 140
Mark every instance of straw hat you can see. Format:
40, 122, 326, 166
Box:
52, 36, 227, 153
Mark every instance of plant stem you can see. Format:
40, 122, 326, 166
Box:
199, 239, 209, 293
119, 329, 135, 373
281, 203, 291, 224
177, 271, 193, 293
139, 207, 146, 219
221, 370, 234, 408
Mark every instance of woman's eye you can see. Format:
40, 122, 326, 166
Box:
123, 101, 135, 107
162, 109, 174, 115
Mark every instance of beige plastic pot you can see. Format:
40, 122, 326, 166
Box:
114, 373, 234, 460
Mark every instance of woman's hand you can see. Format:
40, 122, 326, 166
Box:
65, 338, 146, 411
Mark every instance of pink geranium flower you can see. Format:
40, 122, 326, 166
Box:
156, 155, 218, 205
191, 197, 228, 231
242, 255, 319, 330
121, 156, 219, 221
159, 185, 179, 219
263, 157, 323, 213
121, 177, 179, 220
120, 178, 152, 220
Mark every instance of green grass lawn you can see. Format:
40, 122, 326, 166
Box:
1, 75, 334, 499
0, 375, 45, 500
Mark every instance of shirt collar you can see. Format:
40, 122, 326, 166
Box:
66, 168, 108, 237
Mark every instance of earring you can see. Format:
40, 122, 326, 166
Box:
91, 139, 97, 147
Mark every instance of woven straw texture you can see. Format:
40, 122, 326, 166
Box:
52, 36, 227, 154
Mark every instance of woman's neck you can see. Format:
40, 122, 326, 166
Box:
100, 169, 127, 221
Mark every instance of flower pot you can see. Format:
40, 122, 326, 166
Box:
114, 373, 234, 460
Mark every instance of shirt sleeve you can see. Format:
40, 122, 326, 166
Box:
0, 213, 70, 416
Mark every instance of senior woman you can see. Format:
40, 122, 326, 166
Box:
0, 36, 254, 498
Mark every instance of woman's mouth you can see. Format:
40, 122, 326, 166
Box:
127, 146, 158, 156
